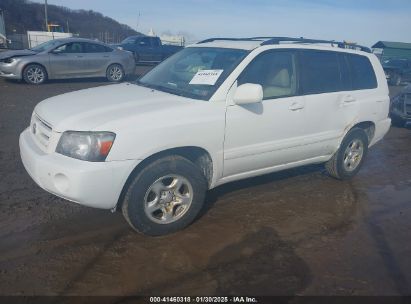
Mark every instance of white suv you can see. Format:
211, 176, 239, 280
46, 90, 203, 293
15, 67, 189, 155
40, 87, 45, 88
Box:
19, 37, 391, 235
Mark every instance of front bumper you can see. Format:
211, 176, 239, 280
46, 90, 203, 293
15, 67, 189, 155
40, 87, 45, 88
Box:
0, 61, 21, 79
19, 128, 138, 209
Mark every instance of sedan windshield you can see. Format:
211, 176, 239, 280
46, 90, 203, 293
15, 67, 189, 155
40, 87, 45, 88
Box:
137, 47, 248, 100
30, 40, 62, 52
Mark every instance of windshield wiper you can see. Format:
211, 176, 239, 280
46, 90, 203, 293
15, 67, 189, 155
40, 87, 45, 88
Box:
135, 81, 186, 97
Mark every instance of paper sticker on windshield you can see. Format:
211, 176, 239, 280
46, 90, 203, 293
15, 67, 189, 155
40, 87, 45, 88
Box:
189, 69, 224, 85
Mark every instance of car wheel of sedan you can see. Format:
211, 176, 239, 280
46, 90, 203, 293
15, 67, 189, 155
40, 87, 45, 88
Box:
325, 128, 369, 180
106, 64, 125, 82
121, 155, 207, 236
23, 64, 47, 85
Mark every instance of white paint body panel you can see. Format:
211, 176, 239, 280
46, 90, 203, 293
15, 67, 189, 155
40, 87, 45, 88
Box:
20, 41, 391, 209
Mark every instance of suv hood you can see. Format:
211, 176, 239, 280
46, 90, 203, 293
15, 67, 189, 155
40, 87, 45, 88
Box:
34, 83, 194, 132
0, 49, 36, 60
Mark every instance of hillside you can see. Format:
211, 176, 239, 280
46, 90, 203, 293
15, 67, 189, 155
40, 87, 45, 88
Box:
0, 0, 142, 43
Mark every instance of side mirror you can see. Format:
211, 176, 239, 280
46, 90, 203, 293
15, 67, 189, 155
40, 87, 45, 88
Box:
233, 83, 263, 105
50, 49, 62, 54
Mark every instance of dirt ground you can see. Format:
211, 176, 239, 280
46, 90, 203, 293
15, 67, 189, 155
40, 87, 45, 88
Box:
0, 68, 410, 297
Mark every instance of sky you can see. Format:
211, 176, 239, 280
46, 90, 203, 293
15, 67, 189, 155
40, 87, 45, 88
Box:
32, 0, 411, 47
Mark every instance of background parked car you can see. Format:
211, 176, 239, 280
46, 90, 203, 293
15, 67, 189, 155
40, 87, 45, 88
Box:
112, 36, 183, 64
390, 84, 411, 127
382, 58, 411, 86
0, 38, 135, 84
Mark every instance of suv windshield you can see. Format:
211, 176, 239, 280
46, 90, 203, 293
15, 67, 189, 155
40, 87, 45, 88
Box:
30, 40, 62, 52
137, 47, 248, 100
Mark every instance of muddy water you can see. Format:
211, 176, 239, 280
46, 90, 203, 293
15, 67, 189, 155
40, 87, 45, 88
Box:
0, 77, 410, 296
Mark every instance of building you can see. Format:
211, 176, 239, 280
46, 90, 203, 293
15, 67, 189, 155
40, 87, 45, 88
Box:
147, 28, 185, 46
372, 41, 411, 61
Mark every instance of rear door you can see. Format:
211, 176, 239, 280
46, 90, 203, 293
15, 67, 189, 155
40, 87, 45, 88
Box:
149, 37, 163, 62
136, 37, 154, 62
297, 50, 358, 157
84, 42, 113, 76
49, 42, 88, 78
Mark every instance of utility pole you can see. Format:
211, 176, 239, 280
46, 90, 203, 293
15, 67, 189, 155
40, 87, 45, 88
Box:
136, 11, 141, 32
45, 0, 48, 32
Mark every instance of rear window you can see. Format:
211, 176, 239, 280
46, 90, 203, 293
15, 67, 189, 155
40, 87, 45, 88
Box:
300, 50, 342, 94
346, 54, 377, 90
85, 43, 112, 53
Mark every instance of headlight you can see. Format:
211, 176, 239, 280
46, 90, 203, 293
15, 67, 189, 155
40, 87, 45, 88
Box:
56, 131, 116, 162
4, 57, 17, 64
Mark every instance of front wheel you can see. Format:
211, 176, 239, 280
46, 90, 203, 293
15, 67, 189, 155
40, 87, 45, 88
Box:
23, 64, 47, 85
106, 64, 125, 82
325, 128, 369, 180
121, 155, 207, 236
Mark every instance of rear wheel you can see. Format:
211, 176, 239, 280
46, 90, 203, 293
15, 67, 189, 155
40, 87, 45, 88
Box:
121, 155, 207, 236
325, 128, 369, 180
23, 64, 47, 85
106, 64, 125, 82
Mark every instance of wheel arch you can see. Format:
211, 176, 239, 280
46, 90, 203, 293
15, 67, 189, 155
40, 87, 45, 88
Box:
352, 121, 375, 144
22, 62, 49, 80
115, 146, 214, 210
338, 120, 375, 151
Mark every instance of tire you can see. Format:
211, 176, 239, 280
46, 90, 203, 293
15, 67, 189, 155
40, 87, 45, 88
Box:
106, 64, 125, 82
23, 64, 47, 85
121, 155, 207, 236
325, 128, 369, 180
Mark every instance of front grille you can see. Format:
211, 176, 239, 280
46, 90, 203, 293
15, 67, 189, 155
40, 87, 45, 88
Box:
31, 114, 53, 149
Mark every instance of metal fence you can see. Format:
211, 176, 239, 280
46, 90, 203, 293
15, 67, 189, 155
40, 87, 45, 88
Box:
7, 33, 28, 49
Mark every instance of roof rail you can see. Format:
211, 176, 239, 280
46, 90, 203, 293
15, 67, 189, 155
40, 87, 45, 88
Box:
196, 36, 371, 53
197, 37, 266, 44
261, 37, 371, 53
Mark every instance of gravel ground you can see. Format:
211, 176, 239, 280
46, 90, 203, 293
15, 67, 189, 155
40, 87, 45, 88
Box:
0, 71, 410, 297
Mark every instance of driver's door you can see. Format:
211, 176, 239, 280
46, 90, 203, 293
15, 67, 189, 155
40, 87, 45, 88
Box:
136, 37, 154, 62
223, 50, 307, 177
49, 42, 88, 78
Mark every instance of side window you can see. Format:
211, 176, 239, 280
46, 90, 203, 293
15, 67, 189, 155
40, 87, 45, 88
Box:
347, 54, 377, 90
238, 50, 298, 99
54, 42, 84, 53
85, 43, 111, 53
301, 50, 341, 94
139, 37, 151, 47
151, 38, 161, 47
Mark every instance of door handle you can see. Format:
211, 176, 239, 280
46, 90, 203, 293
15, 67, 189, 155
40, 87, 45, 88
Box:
289, 102, 304, 111
76, 55, 84, 58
